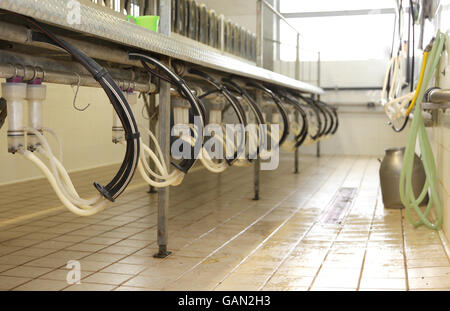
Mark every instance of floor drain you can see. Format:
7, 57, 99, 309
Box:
320, 187, 358, 224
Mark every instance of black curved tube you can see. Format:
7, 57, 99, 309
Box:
0, 98, 6, 130
247, 82, 290, 147
294, 93, 326, 140
12, 12, 140, 202
317, 100, 335, 135
129, 53, 205, 173
222, 79, 265, 126
222, 79, 267, 159
188, 69, 249, 164
309, 99, 329, 137
317, 100, 339, 135
188, 69, 247, 126
330, 106, 339, 135
391, 116, 409, 132
275, 91, 309, 148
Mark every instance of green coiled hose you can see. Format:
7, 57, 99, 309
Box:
399, 30, 445, 230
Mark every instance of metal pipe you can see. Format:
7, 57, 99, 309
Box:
0, 21, 142, 68
218, 14, 225, 52
253, 0, 264, 200
294, 33, 300, 173
0, 63, 154, 93
426, 88, 450, 103
154, 0, 172, 259
316, 52, 321, 158
253, 90, 263, 201
0, 50, 155, 92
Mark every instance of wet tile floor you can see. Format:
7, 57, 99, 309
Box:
0, 155, 448, 291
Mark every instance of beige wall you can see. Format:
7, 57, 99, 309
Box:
0, 81, 148, 185
433, 3, 450, 244
433, 110, 450, 242
434, 36, 450, 242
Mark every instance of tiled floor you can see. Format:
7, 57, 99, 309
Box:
0, 154, 449, 291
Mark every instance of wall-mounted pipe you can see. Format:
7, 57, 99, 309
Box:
426, 88, 450, 103
0, 49, 156, 93
0, 63, 154, 93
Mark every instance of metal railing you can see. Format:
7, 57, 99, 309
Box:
257, 0, 320, 85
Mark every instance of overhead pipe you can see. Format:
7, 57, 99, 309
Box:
0, 63, 154, 93
0, 21, 142, 68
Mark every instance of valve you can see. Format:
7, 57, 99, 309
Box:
1, 77, 27, 154
26, 79, 46, 151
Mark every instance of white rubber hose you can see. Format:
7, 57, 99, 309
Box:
26, 127, 100, 207
21, 150, 108, 216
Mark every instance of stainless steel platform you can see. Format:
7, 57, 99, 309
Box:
0, 0, 323, 95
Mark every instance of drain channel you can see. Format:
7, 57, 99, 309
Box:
320, 187, 358, 224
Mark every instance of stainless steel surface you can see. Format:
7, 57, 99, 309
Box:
379, 147, 427, 209
198, 4, 208, 45
208, 9, 217, 48
426, 88, 450, 104
156, 0, 171, 258
422, 102, 450, 110
187, 0, 198, 40
175, 0, 186, 36
217, 14, 225, 52
232, 23, 239, 57
0, 0, 323, 94
225, 19, 233, 54
282, 8, 396, 19
239, 27, 246, 58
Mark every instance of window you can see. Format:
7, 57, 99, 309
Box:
281, 0, 395, 14
279, 0, 397, 62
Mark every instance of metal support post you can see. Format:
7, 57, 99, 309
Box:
316, 51, 321, 159
294, 32, 300, 173
154, 0, 172, 259
148, 93, 158, 194
253, 0, 264, 200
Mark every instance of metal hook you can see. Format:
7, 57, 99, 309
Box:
71, 73, 90, 112
30, 66, 37, 82
9, 63, 25, 80
35, 66, 45, 82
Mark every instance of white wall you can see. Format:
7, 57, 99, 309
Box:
275, 59, 411, 156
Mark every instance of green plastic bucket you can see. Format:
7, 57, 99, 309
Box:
127, 15, 160, 32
